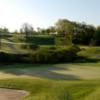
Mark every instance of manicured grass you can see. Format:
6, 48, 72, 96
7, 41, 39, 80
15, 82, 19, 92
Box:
78, 46, 100, 59
0, 38, 29, 54
0, 63, 100, 99
3, 35, 55, 45
0, 63, 100, 80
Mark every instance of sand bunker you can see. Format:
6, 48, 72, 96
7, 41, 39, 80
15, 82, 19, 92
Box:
0, 88, 28, 100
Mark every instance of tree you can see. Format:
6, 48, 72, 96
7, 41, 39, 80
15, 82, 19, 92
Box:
20, 23, 34, 41
3, 27, 9, 33
45, 26, 56, 34
0, 30, 2, 49
0, 27, 9, 49
48, 26, 56, 33
37, 27, 46, 35
72, 22, 96, 45
55, 19, 74, 45
92, 26, 100, 45
55, 19, 74, 34
0, 27, 9, 33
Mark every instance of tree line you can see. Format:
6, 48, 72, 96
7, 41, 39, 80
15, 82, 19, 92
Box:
0, 19, 100, 46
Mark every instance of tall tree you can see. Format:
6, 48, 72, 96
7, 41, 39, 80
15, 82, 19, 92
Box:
73, 22, 96, 45
55, 19, 74, 34
93, 26, 100, 45
0, 27, 9, 48
20, 23, 34, 41
55, 19, 74, 45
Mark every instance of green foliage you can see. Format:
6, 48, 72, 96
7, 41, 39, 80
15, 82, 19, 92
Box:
55, 19, 74, 45
70, 44, 81, 53
72, 23, 96, 45
55, 19, 74, 34
20, 23, 34, 40
92, 26, 100, 46
30, 45, 80, 63
21, 43, 39, 50
0, 18, 100, 46
55, 35, 72, 45
0, 52, 29, 63
26, 35, 55, 45
0, 27, 9, 33
0, 45, 80, 63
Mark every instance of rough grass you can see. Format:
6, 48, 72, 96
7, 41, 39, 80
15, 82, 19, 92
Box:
0, 78, 100, 100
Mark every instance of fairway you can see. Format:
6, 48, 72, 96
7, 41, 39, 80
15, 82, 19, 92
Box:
0, 63, 100, 80
0, 62, 100, 100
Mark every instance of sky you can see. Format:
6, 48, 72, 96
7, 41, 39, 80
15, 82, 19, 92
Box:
0, 0, 100, 31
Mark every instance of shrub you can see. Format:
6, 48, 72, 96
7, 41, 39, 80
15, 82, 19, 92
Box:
30, 45, 80, 63
0, 45, 81, 64
0, 52, 29, 63
27, 35, 55, 45
68, 45, 81, 54
21, 44, 28, 49
49, 46, 57, 50
21, 43, 39, 50
28, 44, 39, 50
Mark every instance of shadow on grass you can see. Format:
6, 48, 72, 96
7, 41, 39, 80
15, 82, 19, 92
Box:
0, 56, 99, 80
0, 64, 81, 80
73, 56, 100, 63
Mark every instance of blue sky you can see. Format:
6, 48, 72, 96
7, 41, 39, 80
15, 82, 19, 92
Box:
0, 0, 100, 31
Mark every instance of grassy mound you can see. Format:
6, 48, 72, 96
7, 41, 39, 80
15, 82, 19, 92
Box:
78, 47, 100, 59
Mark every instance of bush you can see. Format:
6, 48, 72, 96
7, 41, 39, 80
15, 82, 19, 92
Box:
21, 44, 28, 49
68, 45, 81, 54
30, 45, 80, 63
0, 52, 30, 63
27, 35, 55, 45
21, 43, 39, 50
28, 44, 39, 50
0, 45, 81, 64
49, 46, 57, 50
